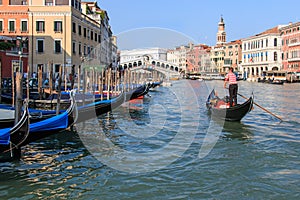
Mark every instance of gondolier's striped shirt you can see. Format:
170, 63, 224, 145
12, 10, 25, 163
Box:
225, 72, 237, 85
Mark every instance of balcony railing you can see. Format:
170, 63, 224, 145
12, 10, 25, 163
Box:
288, 42, 300, 47
287, 57, 300, 62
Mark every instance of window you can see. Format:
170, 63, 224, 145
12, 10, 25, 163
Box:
37, 39, 44, 53
95, 33, 97, 41
56, 0, 68, 5
21, 20, 28, 32
54, 21, 63, 32
91, 31, 93, 40
8, 20, 15, 32
54, 40, 61, 53
83, 28, 86, 37
72, 41, 76, 54
274, 38, 277, 47
274, 52, 277, 61
0, 20, 3, 32
72, 22, 76, 33
36, 21, 45, 32
45, 0, 53, 5
78, 25, 81, 35
54, 64, 60, 73
78, 43, 82, 55
266, 39, 268, 47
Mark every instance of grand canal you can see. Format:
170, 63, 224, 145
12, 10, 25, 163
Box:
0, 80, 299, 199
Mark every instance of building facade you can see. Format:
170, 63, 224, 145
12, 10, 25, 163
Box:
0, 0, 29, 77
186, 43, 210, 73
240, 26, 285, 80
223, 40, 242, 72
0, 0, 116, 80
167, 44, 193, 73
280, 22, 300, 72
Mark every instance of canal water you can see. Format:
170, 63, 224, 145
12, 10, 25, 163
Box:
1, 80, 299, 199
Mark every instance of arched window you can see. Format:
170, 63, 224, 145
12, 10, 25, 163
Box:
274, 38, 277, 47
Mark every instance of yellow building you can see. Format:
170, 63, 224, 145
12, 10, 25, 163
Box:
28, 0, 112, 78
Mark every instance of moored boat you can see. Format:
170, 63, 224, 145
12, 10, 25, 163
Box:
0, 101, 30, 154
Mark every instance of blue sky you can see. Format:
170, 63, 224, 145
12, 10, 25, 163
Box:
98, 0, 300, 50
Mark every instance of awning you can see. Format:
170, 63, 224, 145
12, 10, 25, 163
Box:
0, 36, 13, 41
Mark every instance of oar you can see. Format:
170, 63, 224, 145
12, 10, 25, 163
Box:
237, 92, 283, 121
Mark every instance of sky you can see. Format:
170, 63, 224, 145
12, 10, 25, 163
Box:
98, 0, 300, 50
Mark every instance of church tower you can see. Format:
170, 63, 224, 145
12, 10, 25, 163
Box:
216, 16, 226, 45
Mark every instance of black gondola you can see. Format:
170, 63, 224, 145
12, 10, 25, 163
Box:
0, 101, 30, 154
206, 89, 254, 121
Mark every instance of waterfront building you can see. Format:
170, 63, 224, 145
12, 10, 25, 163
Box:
82, 1, 117, 67
240, 26, 286, 80
0, 0, 116, 80
0, 0, 29, 77
223, 40, 242, 73
280, 22, 300, 73
167, 43, 194, 73
186, 43, 210, 74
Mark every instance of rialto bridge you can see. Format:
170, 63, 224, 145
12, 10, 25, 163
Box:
119, 56, 182, 79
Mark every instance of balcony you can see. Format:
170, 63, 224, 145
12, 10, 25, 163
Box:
288, 42, 300, 47
288, 57, 300, 62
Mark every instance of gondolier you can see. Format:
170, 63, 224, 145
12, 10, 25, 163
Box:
224, 67, 238, 107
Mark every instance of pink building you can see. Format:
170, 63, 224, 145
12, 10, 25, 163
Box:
186, 44, 210, 74
280, 22, 300, 72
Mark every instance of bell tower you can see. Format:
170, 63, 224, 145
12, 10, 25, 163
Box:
216, 16, 226, 45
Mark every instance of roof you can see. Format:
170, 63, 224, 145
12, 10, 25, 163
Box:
255, 26, 280, 36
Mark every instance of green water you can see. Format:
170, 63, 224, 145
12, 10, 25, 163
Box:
1, 80, 299, 199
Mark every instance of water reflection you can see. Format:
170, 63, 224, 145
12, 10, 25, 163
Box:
219, 121, 254, 140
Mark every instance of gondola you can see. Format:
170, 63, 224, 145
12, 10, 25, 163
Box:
76, 83, 150, 122
0, 104, 65, 128
20, 91, 78, 146
0, 101, 30, 154
206, 89, 253, 121
76, 92, 125, 123
149, 80, 163, 89
124, 83, 151, 101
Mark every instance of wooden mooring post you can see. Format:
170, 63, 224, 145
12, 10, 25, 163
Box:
0, 59, 2, 103
14, 71, 23, 124
56, 65, 62, 115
